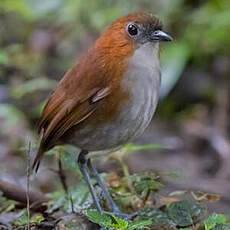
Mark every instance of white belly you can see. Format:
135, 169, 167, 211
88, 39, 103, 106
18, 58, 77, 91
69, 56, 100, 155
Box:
69, 42, 161, 153
116, 42, 161, 142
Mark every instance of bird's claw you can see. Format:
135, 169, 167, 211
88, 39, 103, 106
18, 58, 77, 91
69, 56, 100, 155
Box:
104, 211, 138, 220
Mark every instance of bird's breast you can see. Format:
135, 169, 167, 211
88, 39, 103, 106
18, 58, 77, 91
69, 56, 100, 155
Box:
118, 42, 161, 140
65, 43, 161, 152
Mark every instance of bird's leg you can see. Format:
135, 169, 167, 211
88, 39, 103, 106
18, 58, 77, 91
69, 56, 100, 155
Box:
77, 150, 136, 219
77, 150, 103, 214
87, 158, 120, 212
87, 158, 136, 219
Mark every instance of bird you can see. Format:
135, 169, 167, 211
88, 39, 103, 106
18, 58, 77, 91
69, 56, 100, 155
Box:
32, 12, 172, 218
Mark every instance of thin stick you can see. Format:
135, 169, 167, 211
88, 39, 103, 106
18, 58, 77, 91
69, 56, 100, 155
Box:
58, 156, 68, 192
143, 189, 151, 205
58, 155, 74, 213
26, 142, 31, 230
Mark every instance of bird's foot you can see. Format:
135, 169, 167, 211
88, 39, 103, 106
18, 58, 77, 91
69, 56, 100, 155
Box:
104, 211, 138, 220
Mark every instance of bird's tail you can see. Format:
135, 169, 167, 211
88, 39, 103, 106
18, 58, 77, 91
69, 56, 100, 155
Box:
32, 146, 44, 173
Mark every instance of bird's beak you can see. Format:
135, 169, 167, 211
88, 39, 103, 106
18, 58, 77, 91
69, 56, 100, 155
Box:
151, 30, 173, 42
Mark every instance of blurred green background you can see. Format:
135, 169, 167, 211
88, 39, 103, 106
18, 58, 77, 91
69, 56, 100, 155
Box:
0, 0, 230, 212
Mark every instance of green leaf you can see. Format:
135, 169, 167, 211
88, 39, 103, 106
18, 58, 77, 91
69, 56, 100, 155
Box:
178, 228, 192, 230
105, 219, 128, 230
137, 207, 176, 229
204, 213, 226, 230
14, 210, 29, 226
211, 223, 230, 230
4, 203, 16, 213
86, 211, 131, 229
86, 210, 112, 226
128, 220, 152, 230
124, 143, 161, 151
167, 200, 206, 227
129, 171, 163, 195
31, 215, 45, 223
0, 192, 17, 213
111, 215, 129, 229
135, 180, 162, 195
169, 190, 187, 196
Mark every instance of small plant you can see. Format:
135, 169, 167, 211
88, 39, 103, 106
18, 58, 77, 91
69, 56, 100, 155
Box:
204, 213, 229, 230
1, 145, 230, 229
87, 210, 152, 230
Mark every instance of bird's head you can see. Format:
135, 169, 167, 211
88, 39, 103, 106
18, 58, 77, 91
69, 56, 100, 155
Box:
95, 12, 172, 59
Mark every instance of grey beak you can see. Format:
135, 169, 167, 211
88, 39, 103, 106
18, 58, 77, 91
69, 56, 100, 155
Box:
151, 30, 173, 42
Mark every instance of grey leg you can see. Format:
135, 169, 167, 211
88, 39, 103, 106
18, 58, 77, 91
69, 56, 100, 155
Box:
87, 159, 137, 219
87, 158, 120, 212
77, 150, 137, 219
77, 150, 103, 214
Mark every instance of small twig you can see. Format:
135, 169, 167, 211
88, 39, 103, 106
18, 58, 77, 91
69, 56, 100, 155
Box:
143, 189, 151, 206
26, 142, 31, 230
58, 155, 74, 213
58, 156, 68, 193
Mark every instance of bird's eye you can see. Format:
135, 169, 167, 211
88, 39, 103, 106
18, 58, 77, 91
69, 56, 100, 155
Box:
127, 23, 138, 36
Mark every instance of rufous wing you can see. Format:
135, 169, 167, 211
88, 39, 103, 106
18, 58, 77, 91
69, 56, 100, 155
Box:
32, 68, 111, 172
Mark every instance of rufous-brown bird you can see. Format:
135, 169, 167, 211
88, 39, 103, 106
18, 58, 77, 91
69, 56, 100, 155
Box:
33, 12, 172, 218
